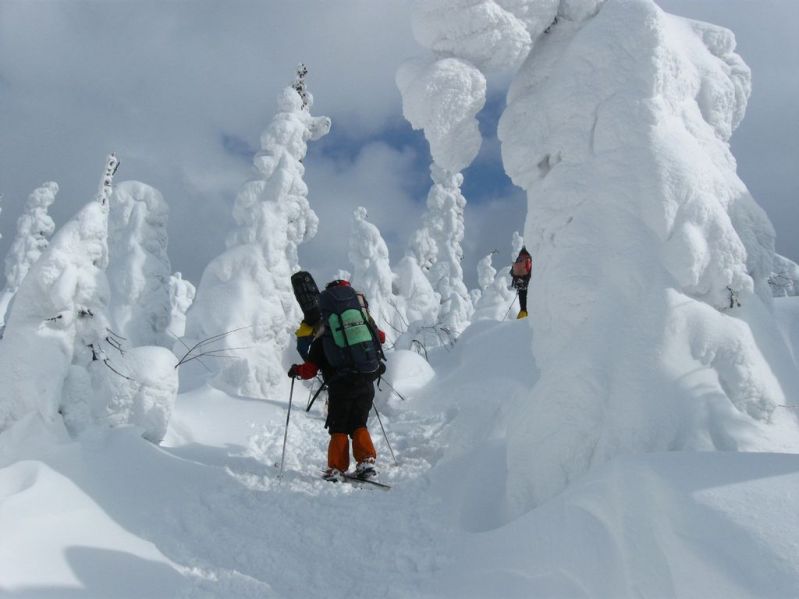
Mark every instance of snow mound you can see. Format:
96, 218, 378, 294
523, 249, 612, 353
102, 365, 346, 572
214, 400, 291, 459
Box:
383, 349, 435, 395
429, 452, 799, 598
85, 346, 179, 444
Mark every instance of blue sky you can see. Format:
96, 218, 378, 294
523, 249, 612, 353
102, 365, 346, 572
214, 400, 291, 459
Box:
0, 0, 796, 290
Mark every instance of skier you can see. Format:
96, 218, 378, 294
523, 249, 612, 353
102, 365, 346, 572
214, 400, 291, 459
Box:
510, 246, 533, 319
288, 279, 386, 482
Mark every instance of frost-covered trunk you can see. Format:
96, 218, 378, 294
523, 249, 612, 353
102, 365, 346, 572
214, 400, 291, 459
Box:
498, 0, 799, 514
184, 67, 330, 399
0, 182, 58, 328
107, 181, 172, 347
348, 207, 407, 345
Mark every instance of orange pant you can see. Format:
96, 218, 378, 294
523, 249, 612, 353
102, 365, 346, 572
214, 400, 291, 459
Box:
328, 427, 376, 472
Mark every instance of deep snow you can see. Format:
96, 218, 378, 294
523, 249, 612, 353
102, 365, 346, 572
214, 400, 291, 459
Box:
2, 312, 799, 597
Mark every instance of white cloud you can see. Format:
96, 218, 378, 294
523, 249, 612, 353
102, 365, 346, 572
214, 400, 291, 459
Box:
0, 0, 417, 284
301, 141, 422, 284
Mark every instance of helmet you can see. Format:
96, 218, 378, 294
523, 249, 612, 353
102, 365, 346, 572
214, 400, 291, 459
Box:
325, 279, 351, 289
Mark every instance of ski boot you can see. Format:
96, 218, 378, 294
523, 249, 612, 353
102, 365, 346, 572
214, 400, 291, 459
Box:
355, 458, 377, 480
517, 310, 528, 319
322, 468, 344, 482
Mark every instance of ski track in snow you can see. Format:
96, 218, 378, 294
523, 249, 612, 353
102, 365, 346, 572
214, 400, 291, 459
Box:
0, 359, 458, 597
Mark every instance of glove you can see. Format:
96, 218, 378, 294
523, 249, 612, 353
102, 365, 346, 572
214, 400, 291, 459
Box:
288, 364, 300, 379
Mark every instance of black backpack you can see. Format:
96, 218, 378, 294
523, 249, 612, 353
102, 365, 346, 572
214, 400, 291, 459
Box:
319, 285, 384, 380
291, 271, 321, 327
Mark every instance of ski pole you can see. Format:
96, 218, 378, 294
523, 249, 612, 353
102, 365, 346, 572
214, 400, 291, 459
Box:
503, 290, 519, 320
278, 377, 295, 479
381, 378, 408, 402
306, 382, 327, 412
372, 403, 398, 466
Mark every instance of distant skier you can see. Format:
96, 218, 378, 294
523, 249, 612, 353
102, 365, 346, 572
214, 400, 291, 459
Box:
510, 246, 533, 319
288, 279, 386, 482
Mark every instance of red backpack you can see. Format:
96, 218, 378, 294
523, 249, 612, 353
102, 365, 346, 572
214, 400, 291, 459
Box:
511, 251, 532, 277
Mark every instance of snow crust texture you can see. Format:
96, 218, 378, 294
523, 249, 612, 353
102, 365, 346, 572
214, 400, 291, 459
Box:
184, 85, 330, 399
498, 0, 799, 513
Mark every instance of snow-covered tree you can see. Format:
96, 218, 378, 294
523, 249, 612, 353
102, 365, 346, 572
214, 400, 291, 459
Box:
769, 254, 799, 297
184, 67, 331, 399
397, 56, 482, 337
392, 255, 442, 352
167, 272, 196, 338
473, 246, 517, 321
0, 182, 58, 328
411, 166, 474, 335
494, 0, 799, 513
348, 207, 407, 345
0, 154, 177, 443
107, 181, 172, 347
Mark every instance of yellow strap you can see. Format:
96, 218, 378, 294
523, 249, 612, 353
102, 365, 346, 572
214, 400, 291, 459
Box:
295, 321, 314, 337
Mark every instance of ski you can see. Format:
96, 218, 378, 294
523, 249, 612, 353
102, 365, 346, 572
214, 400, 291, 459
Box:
341, 473, 391, 490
